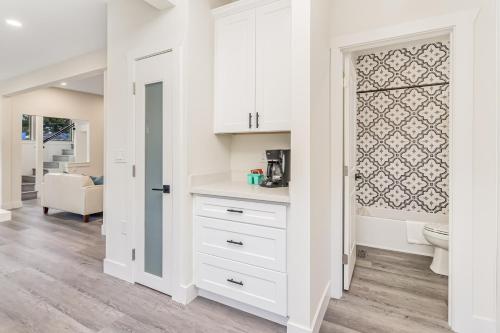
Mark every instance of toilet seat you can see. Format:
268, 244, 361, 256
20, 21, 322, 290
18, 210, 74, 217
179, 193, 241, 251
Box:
424, 223, 448, 236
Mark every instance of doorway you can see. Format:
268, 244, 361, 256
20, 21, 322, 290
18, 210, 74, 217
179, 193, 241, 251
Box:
339, 37, 451, 332
133, 50, 175, 295
330, 11, 476, 333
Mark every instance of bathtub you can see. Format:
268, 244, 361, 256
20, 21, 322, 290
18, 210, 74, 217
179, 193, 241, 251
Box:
356, 206, 448, 256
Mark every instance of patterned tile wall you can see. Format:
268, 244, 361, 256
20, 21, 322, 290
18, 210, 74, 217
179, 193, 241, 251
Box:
356, 40, 449, 214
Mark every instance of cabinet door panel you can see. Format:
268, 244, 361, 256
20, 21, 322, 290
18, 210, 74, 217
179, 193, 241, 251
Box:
214, 10, 256, 133
255, 0, 291, 132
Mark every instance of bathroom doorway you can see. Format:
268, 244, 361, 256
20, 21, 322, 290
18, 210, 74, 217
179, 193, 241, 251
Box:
330, 12, 476, 333
340, 36, 451, 332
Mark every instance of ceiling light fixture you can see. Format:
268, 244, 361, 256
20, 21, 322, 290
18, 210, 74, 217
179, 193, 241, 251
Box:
60, 82, 67, 86
5, 19, 22, 28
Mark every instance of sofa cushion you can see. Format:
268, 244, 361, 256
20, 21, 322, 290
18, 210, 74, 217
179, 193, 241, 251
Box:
90, 176, 104, 186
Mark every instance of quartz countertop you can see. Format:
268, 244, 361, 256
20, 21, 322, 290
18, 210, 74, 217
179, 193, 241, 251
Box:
190, 180, 290, 203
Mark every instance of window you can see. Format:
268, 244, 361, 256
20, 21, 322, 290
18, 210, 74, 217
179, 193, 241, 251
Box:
43, 117, 73, 142
21, 115, 35, 141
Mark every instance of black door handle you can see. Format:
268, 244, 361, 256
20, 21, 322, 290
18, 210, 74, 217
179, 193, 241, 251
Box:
227, 209, 243, 214
152, 185, 170, 193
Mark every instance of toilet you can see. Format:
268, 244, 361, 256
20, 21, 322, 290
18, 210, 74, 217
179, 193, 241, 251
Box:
423, 223, 449, 276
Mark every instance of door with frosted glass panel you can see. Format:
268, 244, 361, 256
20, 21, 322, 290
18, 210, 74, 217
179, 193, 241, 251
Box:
134, 51, 173, 295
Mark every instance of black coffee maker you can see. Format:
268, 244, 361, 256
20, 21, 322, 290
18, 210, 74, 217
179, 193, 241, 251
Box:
260, 149, 290, 188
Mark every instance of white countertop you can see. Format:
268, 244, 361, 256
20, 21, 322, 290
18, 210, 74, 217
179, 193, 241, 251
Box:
190, 180, 290, 203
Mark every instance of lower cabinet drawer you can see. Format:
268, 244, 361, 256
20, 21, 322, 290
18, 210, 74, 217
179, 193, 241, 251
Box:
196, 253, 287, 316
196, 216, 286, 272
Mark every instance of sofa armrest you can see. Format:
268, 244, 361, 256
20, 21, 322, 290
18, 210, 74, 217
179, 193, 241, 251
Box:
81, 185, 103, 215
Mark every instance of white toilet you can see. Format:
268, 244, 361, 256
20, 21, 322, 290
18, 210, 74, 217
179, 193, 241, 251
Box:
423, 223, 449, 276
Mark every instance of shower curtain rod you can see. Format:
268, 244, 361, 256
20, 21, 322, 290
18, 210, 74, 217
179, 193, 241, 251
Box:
357, 81, 449, 94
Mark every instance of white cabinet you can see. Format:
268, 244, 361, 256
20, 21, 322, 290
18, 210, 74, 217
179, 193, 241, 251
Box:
214, 10, 255, 133
213, 0, 291, 134
255, 0, 292, 132
193, 195, 288, 317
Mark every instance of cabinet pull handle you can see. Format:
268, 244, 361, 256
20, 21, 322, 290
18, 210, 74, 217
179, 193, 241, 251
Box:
248, 113, 252, 129
256, 112, 260, 128
227, 240, 243, 246
227, 209, 243, 214
227, 278, 244, 286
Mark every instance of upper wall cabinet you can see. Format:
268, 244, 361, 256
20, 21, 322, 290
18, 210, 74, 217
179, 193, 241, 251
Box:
213, 0, 291, 134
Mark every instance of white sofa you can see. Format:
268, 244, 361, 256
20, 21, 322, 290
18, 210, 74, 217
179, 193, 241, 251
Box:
41, 173, 103, 222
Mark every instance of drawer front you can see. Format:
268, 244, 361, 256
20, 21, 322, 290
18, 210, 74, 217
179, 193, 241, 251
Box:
196, 216, 286, 272
194, 196, 286, 229
196, 253, 287, 316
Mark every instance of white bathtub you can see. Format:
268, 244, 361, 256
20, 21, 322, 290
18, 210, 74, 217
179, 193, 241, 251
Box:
356, 207, 448, 256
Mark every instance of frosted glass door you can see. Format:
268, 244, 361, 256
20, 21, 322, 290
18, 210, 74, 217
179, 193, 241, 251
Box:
134, 50, 173, 295
144, 82, 163, 277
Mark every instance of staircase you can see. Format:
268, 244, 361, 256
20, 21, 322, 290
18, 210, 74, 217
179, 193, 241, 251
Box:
21, 147, 74, 201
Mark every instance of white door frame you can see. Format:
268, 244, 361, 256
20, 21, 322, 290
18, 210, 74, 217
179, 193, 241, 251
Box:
330, 10, 478, 333
128, 46, 184, 299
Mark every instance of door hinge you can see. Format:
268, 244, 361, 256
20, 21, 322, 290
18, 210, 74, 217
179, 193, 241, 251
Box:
342, 254, 348, 265
132, 248, 136, 261
132, 165, 136, 178
344, 165, 348, 177
132, 82, 136, 95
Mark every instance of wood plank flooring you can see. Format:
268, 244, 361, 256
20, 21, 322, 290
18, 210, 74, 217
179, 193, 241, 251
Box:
320, 246, 451, 333
1, 200, 450, 333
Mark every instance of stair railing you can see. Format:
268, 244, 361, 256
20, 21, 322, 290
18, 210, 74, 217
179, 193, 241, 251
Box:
43, 123, 75, 144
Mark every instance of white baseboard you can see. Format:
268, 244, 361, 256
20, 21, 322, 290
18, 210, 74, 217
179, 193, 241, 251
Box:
173, 283, 197, 305
198, 289, 288, 326
0, 209, 12, 222
468, 315, 496, 333
103, 258, 133, 283
287, 281, 331, 333
2, 201, 22, 210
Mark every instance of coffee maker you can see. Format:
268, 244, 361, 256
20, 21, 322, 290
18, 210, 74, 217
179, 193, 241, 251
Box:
260, 149, 290, 188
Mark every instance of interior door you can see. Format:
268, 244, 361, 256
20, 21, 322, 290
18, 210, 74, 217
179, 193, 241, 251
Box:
343, 55, 357, 290
134, 51, 174, 295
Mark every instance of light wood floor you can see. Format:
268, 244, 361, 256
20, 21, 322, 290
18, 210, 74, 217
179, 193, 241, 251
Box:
320, 246, 451, 333
1, 200, 450, 333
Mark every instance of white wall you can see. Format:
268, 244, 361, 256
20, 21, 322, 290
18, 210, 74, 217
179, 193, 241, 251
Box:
309, 0, 331, 325
229, 133, 291, 180
330, 0, 497, 327
21, 141, 36, 176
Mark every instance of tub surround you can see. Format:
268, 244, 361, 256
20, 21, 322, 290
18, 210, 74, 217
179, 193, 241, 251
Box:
355, 39, 450, 214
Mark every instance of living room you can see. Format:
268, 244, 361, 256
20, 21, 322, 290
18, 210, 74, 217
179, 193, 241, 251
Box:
10, 73, 105, 223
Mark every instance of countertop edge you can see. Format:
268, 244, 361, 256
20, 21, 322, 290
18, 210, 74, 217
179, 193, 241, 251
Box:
190, 186, 290, 204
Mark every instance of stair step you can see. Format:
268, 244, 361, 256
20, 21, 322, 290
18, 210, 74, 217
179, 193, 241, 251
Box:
22, 175, 36, 183
44, 161, 59, 169
62, 149, 74, 155
21, 183, 35, 192
21, 191, 38, 201
53, 155, 74, 162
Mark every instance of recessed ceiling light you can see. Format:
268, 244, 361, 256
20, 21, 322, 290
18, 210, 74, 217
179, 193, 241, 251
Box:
60, 82, 67, 86
5, 19, 22, 28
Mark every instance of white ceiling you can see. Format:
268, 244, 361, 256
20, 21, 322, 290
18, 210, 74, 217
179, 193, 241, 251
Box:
0, 0, 107, 81
54, 73, 104, 96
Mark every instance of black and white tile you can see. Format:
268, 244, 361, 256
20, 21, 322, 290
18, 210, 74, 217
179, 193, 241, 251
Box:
355, 40, 449, 214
